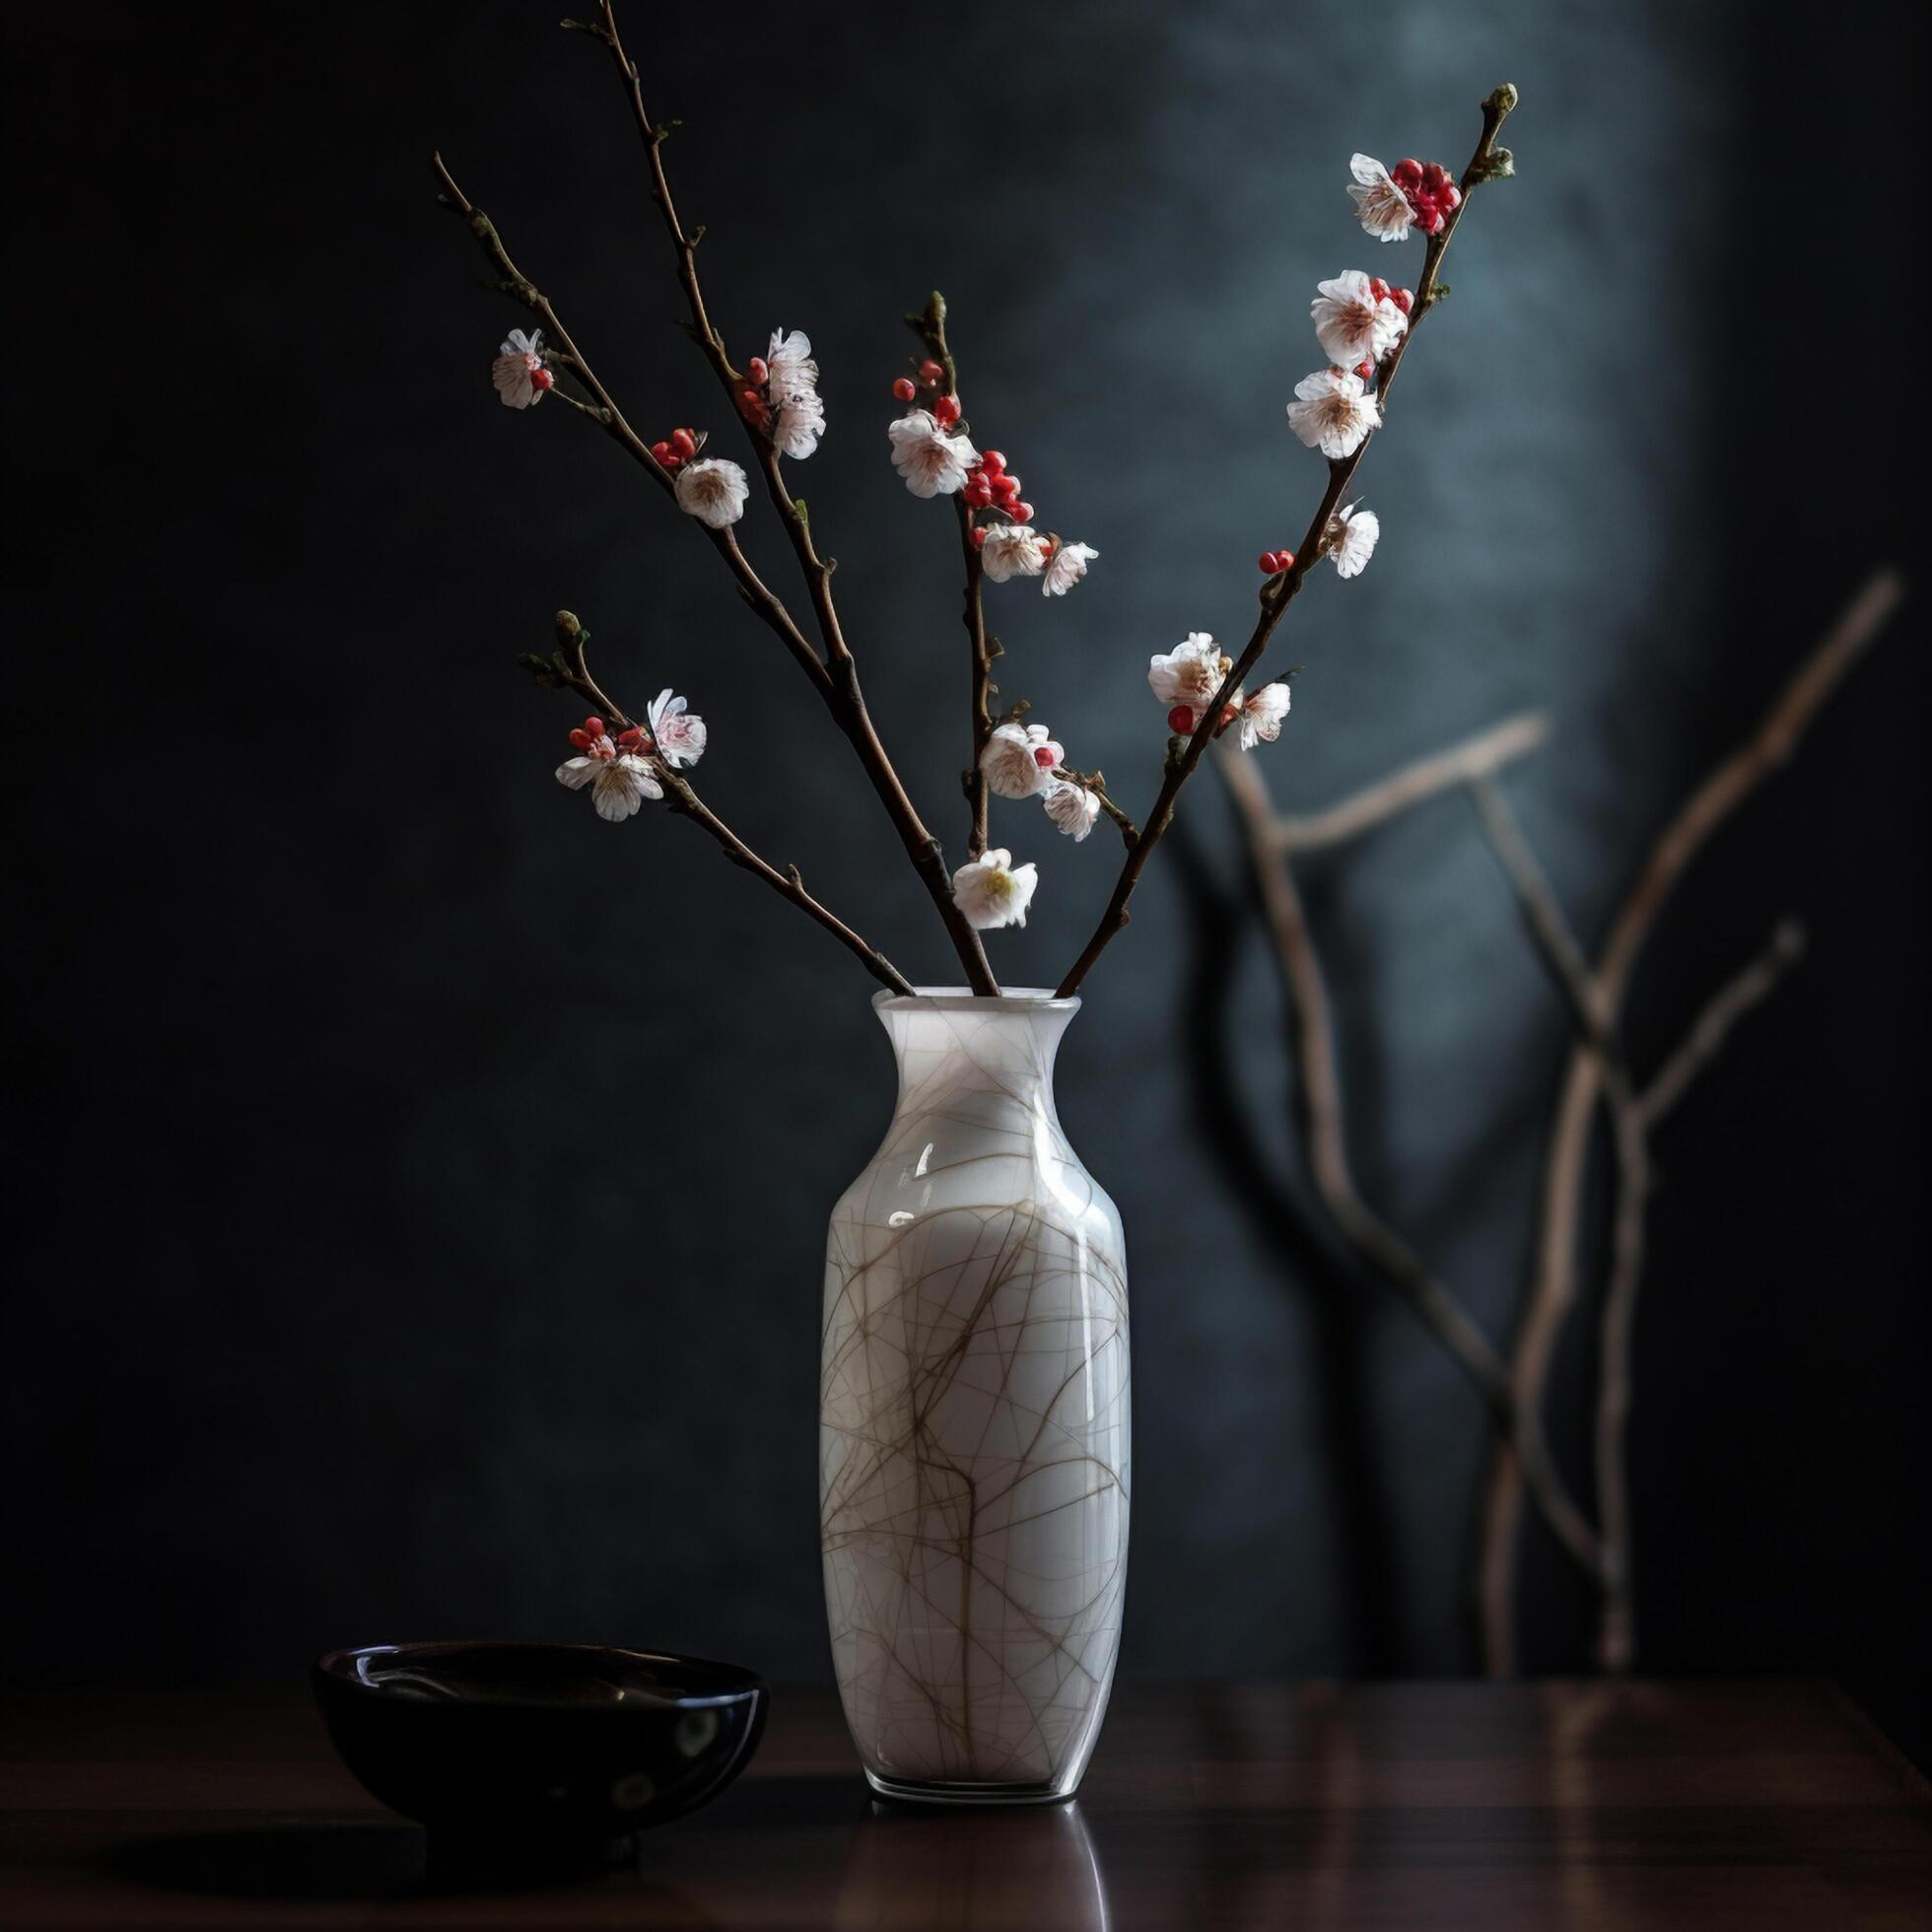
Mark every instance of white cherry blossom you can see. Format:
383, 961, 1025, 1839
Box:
647, 689, 707, 768
1310, 270, 1406, 366
492, 327, 547, 409
980, 721, 1063, 800
1346, 155, 1414, 242
774, 388, 826, 460
980, 524, 1050, 583
950, 847, 1038, 931
1237, 683, 1291, 749
556, 734, 662, 822
1147, 633, 1228, 717
1041, 539, 1098, 597
1286, 368, 1381, 459
1042, 779, 1102, 841
765, 328, 824, 458
674, 456, 749, 528
1328, 502, 1381, 579
888, 409, 978, 498
765, 328, 819, 405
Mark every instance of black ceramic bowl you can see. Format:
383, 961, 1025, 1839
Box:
313, 1641, 768, 1867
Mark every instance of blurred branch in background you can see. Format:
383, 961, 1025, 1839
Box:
1214, 566, 1904, 1676
1476, 566, 1906, 1672
1219, 726, 1606, 1597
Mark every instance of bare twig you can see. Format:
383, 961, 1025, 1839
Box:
1638, 920, 1807, 1131
1218, 744, 1604, 1584
546, 614, 914, 994
431, 154, 831, 701
1476, 567, 1906, 1676
1467, 776, 1621, 1061
1594, 916, 1807, 1672
659, 783, 918, 997
1275, 714, 1550, 853
1056, 84, 1519, 999
1467, 773, 1648, 1667
907, 294, 1000, 861
579, 2, 999, 995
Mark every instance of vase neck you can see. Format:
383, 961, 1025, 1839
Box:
876, 994, 1076, 1134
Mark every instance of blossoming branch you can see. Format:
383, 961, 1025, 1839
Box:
435, 0, 1517, 999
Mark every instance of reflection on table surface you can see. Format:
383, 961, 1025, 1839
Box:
5, 1681, 1925, 1929
835, 1798, 1109, 1932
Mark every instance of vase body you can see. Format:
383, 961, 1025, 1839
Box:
820, 990, 1130, 1804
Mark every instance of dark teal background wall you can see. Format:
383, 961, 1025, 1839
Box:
9, 2, 1926, 1758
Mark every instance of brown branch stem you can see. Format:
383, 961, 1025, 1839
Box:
1475, 566, 1905, 1677
583, 2, 998, 995
1467, 777, 1622, 1066
431, 153, 831, 702
1055, 84, 1518, 999
1637, 919, 1807, 1132
910, 293, 997, 860
547, 615, 914, 995
1595, 916, 1806, 1672
659, 779, 918, 998
1218, 744, 1603, 1588
1275, 714, 1550, 853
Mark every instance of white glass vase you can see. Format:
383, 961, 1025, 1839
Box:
820, 989, 1131, 1804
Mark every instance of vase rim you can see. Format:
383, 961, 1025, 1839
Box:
872, 986, 1081, 1013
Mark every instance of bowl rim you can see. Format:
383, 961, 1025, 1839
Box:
313, 1639, 767, 1711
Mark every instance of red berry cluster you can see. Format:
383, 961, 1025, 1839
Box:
963, 449, 1034, 523
1368, 274, 1415, 318
565, 714, 646, 752
731, 352, 776, 430
1257, 547, 1297, 576
890, 358, 961, 424
649, 427, 702, 470
1390, 159, 1461, 235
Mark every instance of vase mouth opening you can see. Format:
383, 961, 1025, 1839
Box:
872, 986, 1081, 1014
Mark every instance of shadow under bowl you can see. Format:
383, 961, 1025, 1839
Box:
312, 1640, 768, 1871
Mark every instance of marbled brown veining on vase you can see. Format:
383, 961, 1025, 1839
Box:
821, 994, 1130, 1797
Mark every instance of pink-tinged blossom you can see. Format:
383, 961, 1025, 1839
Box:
1147, 633, 1228, 719
774, 388, 826, 460
888, 409, 978, 498
1310, 271, 1407, 366
980, 524, 1050, 583
555, 733, 662, 822
674, 456, 749, 528
1286, 368, 1381, 459
1042, 540, 1098, 597
492, 327, 547, 409
1042, 779, 1102, 841
951, 847, 1039, 931
647, 689, 707, 768
980, 721, 1064, 800
765, 328, 819, 405
1327, 502, 1381, 579
1346, 155, 1415, 242
1237, 683, 1291, 749
765, 328, 825, 458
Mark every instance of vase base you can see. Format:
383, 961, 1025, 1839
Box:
862, 1769, 1077, 1808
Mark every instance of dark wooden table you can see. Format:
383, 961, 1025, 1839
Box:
3, 1681, 1926, 1928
